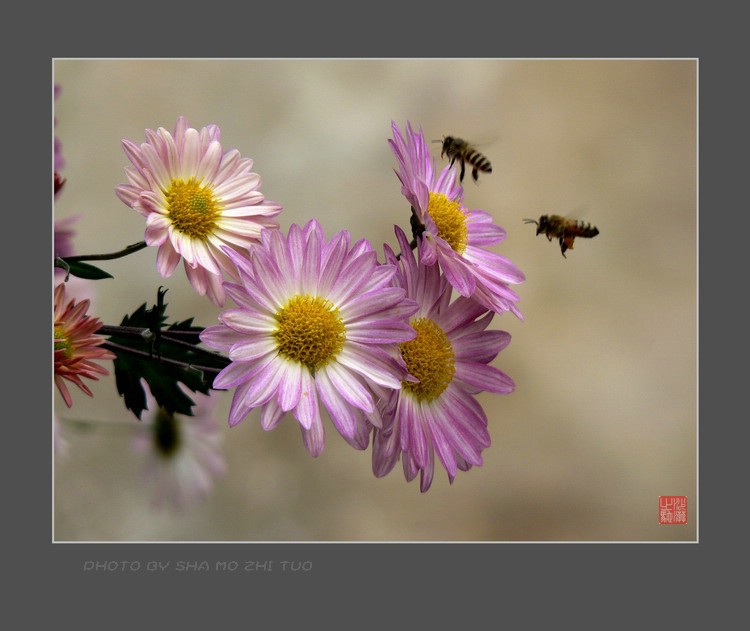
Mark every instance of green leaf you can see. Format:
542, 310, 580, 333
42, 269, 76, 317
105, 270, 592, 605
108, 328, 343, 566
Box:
108, 288, 229, 419
65, 261, 114, 280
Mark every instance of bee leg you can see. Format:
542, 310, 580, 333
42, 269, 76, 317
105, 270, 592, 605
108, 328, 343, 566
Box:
472, 167, 479, 182
559, 237, 568, 258
459, 161, 466, 182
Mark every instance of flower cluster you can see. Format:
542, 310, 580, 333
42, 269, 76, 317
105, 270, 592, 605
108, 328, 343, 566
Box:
53, 101, 523, 506
197, 121, 522, 490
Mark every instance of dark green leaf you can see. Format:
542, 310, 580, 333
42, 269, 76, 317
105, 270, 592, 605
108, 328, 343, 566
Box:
65, 261, 113, 280
108, 289, 229, 419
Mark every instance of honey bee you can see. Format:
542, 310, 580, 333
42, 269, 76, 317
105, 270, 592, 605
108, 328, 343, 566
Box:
524, 214, 600, 258
434, 136, 492, 183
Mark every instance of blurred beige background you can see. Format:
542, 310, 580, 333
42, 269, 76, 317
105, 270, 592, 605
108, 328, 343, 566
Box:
53, 59, 696, 541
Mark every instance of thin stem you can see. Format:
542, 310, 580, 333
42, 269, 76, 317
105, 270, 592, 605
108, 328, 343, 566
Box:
396, 206, 423, 260
98, 324, 229, 365
101, 340, 227, 376
396, 239, 418, 261
57, 240, 148, 264
99, 324, 203, 338
98, 324, 158, 341
57, 417, 143, 433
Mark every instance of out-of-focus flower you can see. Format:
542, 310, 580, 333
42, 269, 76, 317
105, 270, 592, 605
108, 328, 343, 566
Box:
53, 414, 68, 459
54, 215, 78, 262
53, 283, 115, 408
133, 389, 226, 510
372, 226, 516, 492
200, 219, 418, 456
115, 116, 283, 306
389, 121, 525, 319
54, 172, 66, 201
54, 84, 65, 173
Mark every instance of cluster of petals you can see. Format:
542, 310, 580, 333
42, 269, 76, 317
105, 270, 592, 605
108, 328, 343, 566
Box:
389, 121, 525, 319
200, 219, 419, 457
53, 283, 115, 408
115, 116, 282, 306
133, 389, 226, 510
372, 226, 516, 492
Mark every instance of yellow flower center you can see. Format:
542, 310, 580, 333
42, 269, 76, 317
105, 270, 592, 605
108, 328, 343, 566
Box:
165, 177, 221, 240
400, 317, 455, 402
54, 326, 72, 358
427, 192, 468, 254
273, 295, 346, 373
154, 408, 181, 458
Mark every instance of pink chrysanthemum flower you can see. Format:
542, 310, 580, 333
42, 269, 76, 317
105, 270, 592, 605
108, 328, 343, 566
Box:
115, 116, 283, 306
200, 219, 419, 456
133, 389, 226, 510
372, 226, 516, 492
389, 121, 525, 319
53, 283, 115, 408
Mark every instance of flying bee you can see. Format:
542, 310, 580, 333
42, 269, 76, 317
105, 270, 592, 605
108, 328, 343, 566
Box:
523, 214, 600, 258
433, 136, 492, 183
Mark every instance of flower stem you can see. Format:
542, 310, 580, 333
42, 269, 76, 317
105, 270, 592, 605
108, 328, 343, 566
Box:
57, 417, 142, 433
396, 208, 422, 260
57, 240, 148, 264
98, 324, 229, 365
101, 340, 227, 376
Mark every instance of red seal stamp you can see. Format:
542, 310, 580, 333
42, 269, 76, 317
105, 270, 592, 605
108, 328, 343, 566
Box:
658, 496, 688, 525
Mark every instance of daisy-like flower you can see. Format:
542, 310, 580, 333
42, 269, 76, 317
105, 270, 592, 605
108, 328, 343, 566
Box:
115, 116, 283, 306
389, 121, 525, 319
372, 226, 516, 492
53, 283, 115, 408
200, 219, 419, 457
133, 389, 226, 510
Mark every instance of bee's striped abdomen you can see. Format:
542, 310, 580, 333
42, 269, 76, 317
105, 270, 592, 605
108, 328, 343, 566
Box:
568, 220, 599, 239
465, 148, 492, 174
524, 214, 600, 258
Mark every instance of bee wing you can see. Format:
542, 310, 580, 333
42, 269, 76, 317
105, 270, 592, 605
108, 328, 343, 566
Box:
442, 132, 498, 149
466, 134, 498, 149
563, 204, 591, 221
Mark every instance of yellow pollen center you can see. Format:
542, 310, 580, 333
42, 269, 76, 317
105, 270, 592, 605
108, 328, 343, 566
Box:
400, 317, 455, 402
273, 295, 346, 373
54, 326, 72, 358
427, 192, 468, 254
165, 177, 221, 240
